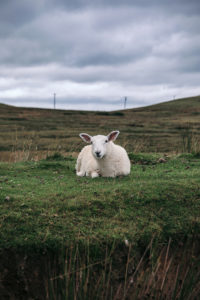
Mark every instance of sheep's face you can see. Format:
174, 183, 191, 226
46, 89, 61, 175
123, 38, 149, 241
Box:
91, 135, 109, 159
80, 131, 120, 160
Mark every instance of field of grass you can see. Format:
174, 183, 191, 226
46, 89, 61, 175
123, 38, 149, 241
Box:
0, 153, 200, 298
0, 95, 200, 162
0, 96, 200, 299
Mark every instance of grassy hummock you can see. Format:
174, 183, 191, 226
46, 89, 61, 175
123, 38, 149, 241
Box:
0, 153, 200, 299
0, 153, 199, 251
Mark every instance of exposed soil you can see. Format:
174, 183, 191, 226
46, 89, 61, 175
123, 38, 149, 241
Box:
0, 250, 48, 300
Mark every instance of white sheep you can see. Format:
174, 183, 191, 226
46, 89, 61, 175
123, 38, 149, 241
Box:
76, 131, 131, 178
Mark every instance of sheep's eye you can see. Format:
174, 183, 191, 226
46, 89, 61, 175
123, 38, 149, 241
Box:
105, 140, 108, 143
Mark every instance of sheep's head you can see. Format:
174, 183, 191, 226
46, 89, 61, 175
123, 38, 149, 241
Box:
79, 131, 120, 159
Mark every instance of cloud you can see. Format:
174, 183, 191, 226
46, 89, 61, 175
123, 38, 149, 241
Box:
0, 0, 200, 110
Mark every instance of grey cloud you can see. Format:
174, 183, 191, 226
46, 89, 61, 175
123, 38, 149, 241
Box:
52, 0, 200, 14
1, 1, 199, 69
0, 7, 159, 68
0, 0, 46, 37
0, 0, 200, 110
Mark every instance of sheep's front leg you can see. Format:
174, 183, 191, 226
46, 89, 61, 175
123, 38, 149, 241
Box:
76, 171, 85, 177
91, 171, 99, 178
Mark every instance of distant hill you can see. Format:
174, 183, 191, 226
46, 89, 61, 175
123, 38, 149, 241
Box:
0, 96, 200, 159
134, 95, 200, 112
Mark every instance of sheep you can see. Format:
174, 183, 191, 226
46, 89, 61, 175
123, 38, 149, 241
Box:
76, 130, 131, 178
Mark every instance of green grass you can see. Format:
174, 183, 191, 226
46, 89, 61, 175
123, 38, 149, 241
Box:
1, 154, 200, 298
0, 153, 200, 251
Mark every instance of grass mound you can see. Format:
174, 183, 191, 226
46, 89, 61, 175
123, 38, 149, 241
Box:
0, 153, 200, 250
0, 153, 200, 299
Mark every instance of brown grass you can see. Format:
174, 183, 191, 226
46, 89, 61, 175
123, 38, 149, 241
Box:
0, 95, 200, 161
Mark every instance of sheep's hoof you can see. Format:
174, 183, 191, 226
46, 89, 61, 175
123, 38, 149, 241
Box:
77, 171, 85, 177
91, 172, 99, 178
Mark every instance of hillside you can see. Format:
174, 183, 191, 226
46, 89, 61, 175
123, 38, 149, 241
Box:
0, 95, 200, 161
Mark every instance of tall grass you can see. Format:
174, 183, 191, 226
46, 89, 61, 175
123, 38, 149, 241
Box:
46, 237, 200, 300
181, 124, 200, 155
2, 129, 77, 162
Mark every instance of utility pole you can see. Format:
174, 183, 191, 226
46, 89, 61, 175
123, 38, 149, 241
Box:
124, 96, 127, 109
53, 93, 56, 109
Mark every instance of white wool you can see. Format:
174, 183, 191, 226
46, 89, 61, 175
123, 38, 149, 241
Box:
76, 131, 131, 178
76, 145, 100, 178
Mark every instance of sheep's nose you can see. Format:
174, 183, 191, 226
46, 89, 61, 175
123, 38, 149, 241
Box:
95, 151, 101, 157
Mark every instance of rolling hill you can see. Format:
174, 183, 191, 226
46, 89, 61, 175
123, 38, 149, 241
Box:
0, 95, 200, 161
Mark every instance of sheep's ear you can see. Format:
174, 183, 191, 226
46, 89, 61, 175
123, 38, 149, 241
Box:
107, 131, 120, 142
79, 133, 92, 143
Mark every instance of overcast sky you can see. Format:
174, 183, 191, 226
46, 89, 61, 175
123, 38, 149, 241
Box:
0, 0, 200, 111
